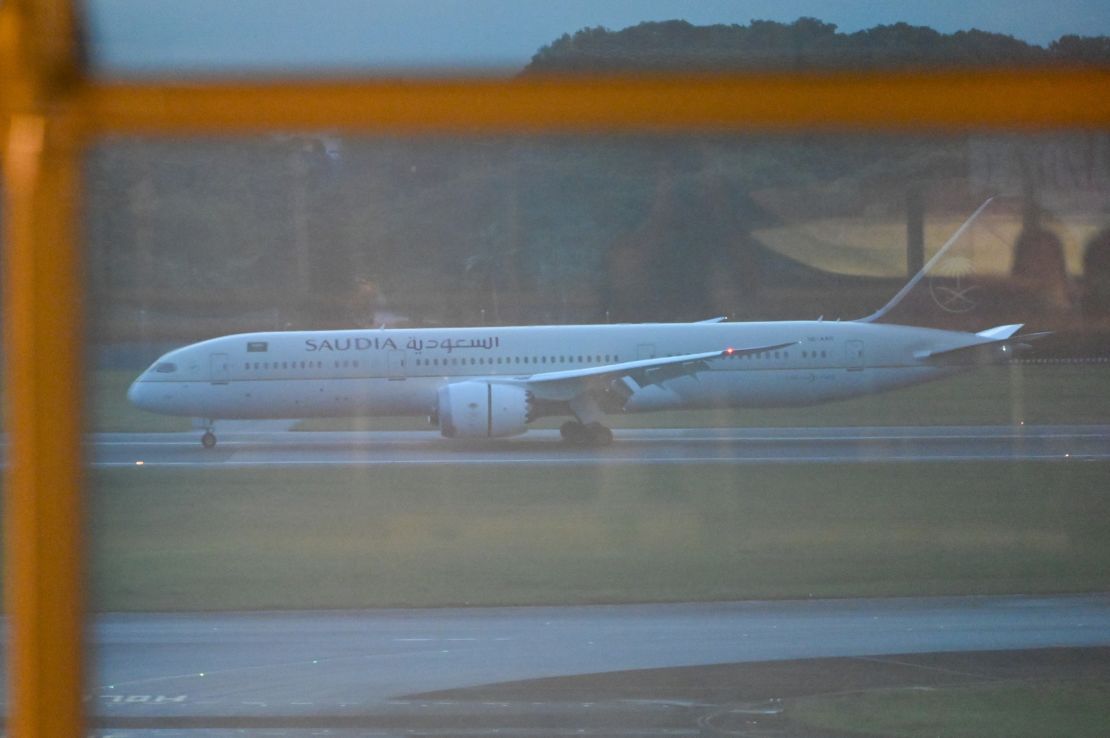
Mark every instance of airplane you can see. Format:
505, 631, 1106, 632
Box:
128, 199, 1041, 448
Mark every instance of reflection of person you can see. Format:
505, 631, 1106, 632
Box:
350, 277, 379, 328
1082, 228, 1110, 321
1012, 225, 1070, 311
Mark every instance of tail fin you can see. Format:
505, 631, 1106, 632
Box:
858, 198, 994, 323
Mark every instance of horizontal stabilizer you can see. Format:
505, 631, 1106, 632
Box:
914, 327, 1047, 363
976, 324, 1024, 340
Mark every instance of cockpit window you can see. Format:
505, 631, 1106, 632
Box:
154, 362, 177, 373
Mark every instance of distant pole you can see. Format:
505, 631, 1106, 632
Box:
906, 185, 925, 276
290, 143, 312, 302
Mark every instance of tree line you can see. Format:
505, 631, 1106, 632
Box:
526, 18, 1110, 72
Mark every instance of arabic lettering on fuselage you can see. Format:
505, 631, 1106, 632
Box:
405, 336, 500, 353
304, 336, 501, 353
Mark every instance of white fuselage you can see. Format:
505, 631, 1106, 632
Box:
128, 321, 990, 423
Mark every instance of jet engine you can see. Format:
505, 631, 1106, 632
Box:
436, 382, 535, 438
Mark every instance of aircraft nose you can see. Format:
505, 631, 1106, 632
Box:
127, 378, 147, 409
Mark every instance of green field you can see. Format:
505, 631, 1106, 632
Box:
93, 363, 1110, 434
789, 681, 1110, 738
88, 461, 1110, 611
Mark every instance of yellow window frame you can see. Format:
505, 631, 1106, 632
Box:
2, 1, 1110, 735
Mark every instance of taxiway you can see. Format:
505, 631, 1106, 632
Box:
80, 594, 1110, 735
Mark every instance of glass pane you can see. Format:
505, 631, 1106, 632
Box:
86, 132, 1110, 735
0, 181, 5, 722
84, 2, 1109, 77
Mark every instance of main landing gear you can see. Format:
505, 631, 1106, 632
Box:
560, 420, 614, 447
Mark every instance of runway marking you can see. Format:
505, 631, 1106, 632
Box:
96, 694, 187, 704
852, 655, 1003, 681
95, 647, 453, 690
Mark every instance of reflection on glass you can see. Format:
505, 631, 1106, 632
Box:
86, 134, 1110, 735
87, 134, 1110, 330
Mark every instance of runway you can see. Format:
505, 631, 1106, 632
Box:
80, 594, 1110, 736
91, 424, 1110, 467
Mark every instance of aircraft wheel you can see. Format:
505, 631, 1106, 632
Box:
585, 422, 614, 447
201, 431, 217, 449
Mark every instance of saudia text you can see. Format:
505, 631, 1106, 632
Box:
305, 336, 501, 354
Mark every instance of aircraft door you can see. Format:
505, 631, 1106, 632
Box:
637, 343, 656, 360
387, 350, 407, 380
209, 353, 230, 384
845, 340, 864, 370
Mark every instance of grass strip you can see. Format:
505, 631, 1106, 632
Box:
87, 461, 1110, 611
788, 681, 1110, 738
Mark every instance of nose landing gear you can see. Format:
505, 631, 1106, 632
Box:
199, 420, 218, 449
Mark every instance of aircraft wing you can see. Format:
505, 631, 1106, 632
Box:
513, 341, 796, 401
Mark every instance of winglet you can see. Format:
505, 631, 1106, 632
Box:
858, 197, 994, 323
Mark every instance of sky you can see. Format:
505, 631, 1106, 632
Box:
86, 0, 1110, 76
